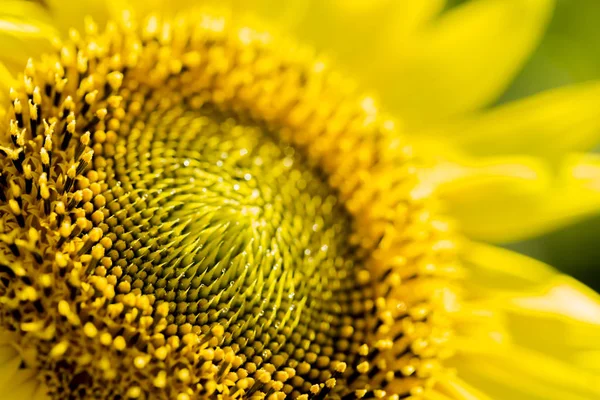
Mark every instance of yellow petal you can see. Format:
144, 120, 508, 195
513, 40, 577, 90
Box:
0, 2, 60, 74
113, 0, 229, 17
40, 0, 109, 34
461, 241, 556, 291
417, 147, 600, 242
508, 280, 600, 372
450, 345, 600, 400
509, 277, 600, 325
369, 0, 553, 128
420, 81, 600, 159
328, 0, 446, 37
464, 242, 600, 372
433, 376, 493, 400
231, 0, 446, 85
231, 0, 311, 31
450, 242, 600, 399
0, 1, 53, 27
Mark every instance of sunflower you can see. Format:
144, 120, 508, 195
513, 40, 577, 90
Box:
0, 0, 599, 399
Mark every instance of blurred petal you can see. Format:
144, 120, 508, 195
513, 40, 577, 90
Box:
450, 242, 600, 399
228, 0, 447, 90
370, 0, 554, 128
451, 344, 600, 400
231, 0, 311, 31
41, 0, 109, 34
329, 0, 446, 38
113, 0, 228, 17
461, 241, 556, 290
420, 81, 600, 159
0, 1, 59, 74
433, 377, 493, 400
416, 146, 600, 242
508, 278, 600, 372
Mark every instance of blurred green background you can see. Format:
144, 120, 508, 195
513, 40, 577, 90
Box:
488, 0, 600, 290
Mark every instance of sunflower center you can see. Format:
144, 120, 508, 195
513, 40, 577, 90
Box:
108, 94, 368, 355
0, 13, 457, 400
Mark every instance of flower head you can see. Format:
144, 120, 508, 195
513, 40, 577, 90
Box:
0, 1, 599, 400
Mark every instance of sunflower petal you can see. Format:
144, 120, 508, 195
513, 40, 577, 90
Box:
465, 244, 600, 372
450, 345, 600, 400
418, 150, 600, 243
111, 0, 230, 17
0, 2, 59, 74
39, 0, 109, 34
420, 81, 600, 159
460, 241, 556, 290
231, 0, 312, 31
508, 278, 600, 371
434, 376, 494, 400
0, 1, 52, 27
330, 0, 446, 37
450, 243, 600, 399
371, 0, 553, 127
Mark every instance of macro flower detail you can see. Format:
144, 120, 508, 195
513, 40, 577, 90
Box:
0, 13, 458, 399
1, 2, 600, 400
